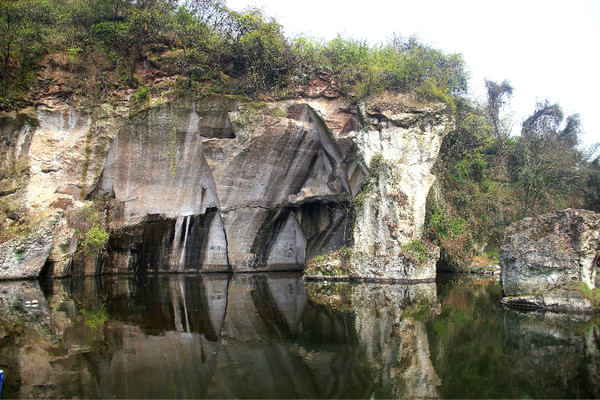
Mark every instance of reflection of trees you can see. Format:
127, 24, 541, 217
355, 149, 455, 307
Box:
427, 277, 517, 398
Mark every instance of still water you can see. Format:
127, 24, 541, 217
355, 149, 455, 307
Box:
0, 273, 599, 399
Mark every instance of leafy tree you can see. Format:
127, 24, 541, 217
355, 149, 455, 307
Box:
289, 35, 326, 84
174, 0, 232, 81
381, 34, 468, 102
0, 0, 57, 97
183, 0, 230, 28
514, 101, 585, 216
584, 156, 600, 212
125, 0, 176, 86
228, 9, 295, 94
173, 3, 223, 85
429, 98, 511, 269
437, 99, 494, 181
60, 0, 132, 92
484, 79, 513, 156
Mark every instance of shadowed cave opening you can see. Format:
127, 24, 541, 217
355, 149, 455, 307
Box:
92, 201, 354, 275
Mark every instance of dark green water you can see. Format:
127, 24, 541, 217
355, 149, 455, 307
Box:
0, 273, 598, 399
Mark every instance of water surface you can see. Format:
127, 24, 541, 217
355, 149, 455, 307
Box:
0, 273, 598, 398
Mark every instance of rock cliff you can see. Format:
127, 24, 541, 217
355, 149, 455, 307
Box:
500, 209, 600, 312
0, 92, 451, 280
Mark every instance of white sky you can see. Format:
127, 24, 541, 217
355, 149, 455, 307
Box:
225, 0, 600, 149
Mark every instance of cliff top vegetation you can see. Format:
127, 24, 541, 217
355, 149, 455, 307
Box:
0, 0, 467, 109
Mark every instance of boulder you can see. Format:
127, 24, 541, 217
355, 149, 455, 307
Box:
500, 209, 600, 312
0, 216, 59, 279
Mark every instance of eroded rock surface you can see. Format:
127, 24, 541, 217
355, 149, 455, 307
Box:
351, 94, 451, 280
500, 209, 600, 312
0, 216, 59, 279
0, 93, 450, 280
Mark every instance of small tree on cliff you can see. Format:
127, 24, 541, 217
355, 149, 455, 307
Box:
585, 156, 600, 212
227, 9, 295, 94
485, 79, 513, 141
173, 0, 230, 85
0, 0, 56, 98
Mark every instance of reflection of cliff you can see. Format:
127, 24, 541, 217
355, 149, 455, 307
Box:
1, 274, 441, 398
351, 283, 440, 399
306, 281, 440, 399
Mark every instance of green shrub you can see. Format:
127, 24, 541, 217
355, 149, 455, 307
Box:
451, 217, 466, 235
429, 209, 448, 239
80, 302, 108, 330
402, 240, 429, 264
428, 209, 468, 241
573, 282, 600, 306
229, 101, 262, 137
316, 34, 467, 102
133, 87, 149, 103
82, 225, 109, 255
405, 301, 432, 321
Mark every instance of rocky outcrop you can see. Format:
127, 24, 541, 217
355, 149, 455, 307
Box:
97, 97, 358, 274
0, 92, 451, 280
500, 209, 600, 312
351, 94, 451, 281
0, 215, 59, 279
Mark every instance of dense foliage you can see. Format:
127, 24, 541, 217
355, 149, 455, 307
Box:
0, 0, 467, 106
428, 85, 598, 270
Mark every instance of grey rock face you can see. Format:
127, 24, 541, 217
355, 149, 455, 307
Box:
1, 94, 449, 280
351, 94, 451, 281
0, 216, 59, 279
97, 98, 356, 273
500, 209, 600, 312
